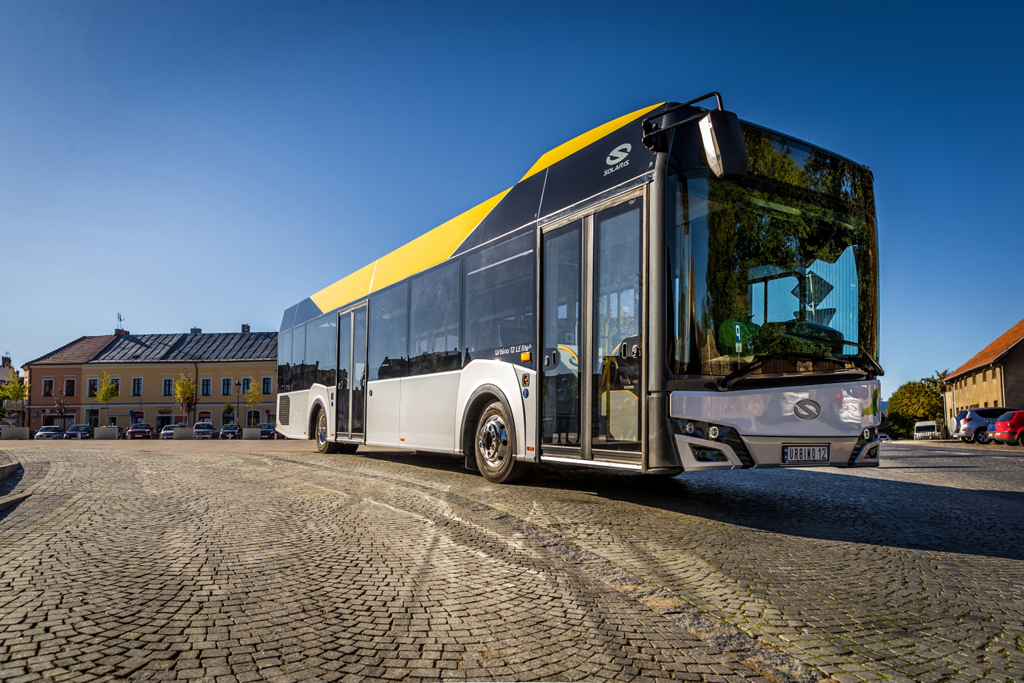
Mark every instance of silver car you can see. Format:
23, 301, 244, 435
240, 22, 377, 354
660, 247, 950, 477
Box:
953, 407, 1017, 444
192, 422, 217, 439
34, 426, 62, 440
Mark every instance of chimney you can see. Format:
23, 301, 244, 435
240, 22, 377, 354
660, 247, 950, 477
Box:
190, 327, 202, 334
114, 328, 130, 336
241, 324, 250, 334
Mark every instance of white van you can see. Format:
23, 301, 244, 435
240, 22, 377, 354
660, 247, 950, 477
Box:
913, 421, 943, 440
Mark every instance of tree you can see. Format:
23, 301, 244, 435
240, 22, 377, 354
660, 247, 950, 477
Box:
222, 401, 235, 424
886, 370, 946, 438
244, 378, 263, 426
2, 368, 30, 426
52, 386, 70, 433
174, 372, 197, 425
95, 371, 119, 426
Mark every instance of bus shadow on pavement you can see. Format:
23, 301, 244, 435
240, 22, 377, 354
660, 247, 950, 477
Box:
581, 469, 1024, 561
353, 450, 1024, 561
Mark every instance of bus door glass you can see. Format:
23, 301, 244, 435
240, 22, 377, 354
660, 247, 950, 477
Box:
351, 306, 367, 437
591, 199, 643, 452
336, 311, 351, 437
541, 221, 583, 450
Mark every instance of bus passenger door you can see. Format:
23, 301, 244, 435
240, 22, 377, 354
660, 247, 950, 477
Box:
335, 304, 368, 441
539, 195, 644, 463
540, 221, 583, 456
336, 311, 351, 438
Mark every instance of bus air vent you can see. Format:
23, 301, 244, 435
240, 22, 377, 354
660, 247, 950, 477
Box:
279, 396, 290, 426
722, 429, 755, 468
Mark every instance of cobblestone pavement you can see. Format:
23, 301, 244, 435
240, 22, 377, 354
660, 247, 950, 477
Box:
0, 441, 817, 683
1, 441, 1022, 682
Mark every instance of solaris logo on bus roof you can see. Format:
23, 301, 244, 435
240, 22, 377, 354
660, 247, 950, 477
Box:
604, 143, 631, 176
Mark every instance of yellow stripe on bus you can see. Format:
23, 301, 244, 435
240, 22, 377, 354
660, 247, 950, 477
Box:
518, 103, 664, 182
310, 188, 510, 313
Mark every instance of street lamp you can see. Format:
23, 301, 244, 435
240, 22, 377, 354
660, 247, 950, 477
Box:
235, 380, 241, 427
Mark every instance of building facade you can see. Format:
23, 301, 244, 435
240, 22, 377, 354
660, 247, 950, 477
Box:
943, 318, 1024, 421
24, 327, 277, 431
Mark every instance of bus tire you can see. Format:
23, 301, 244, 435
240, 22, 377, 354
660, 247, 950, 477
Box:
314, 409, 339, 454
474, 400, 529, 484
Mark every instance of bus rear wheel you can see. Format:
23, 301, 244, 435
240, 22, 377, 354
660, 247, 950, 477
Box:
315, 410, 339, 454
474, 400, 528, 484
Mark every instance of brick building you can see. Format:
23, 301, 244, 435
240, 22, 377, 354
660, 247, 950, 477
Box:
942, 318, 1024, 422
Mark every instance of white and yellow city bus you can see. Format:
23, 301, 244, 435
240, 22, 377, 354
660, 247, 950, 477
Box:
276, 92, 883, 483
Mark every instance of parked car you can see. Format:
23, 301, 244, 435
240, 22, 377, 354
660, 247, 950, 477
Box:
913, 421, 943, 440
878, 434, 891, 441
220, 424, 242, 440
257, 423, 277, 439
954, 407, 1015, 443
34, 426, 62, 440
950, 410, 968, 437
64, 424, 93, 439
160, 425, 177, 440
193, 422, 218, 439
127, 423, 153, 439
993, 410, 1024, 445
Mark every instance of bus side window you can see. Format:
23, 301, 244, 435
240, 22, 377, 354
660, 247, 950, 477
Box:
277, 329, 293, 393
369, 282, 409, 381
464, 231, 534, 363
410, 259, 462, 376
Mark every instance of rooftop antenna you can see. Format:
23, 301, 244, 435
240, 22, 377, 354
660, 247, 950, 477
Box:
117, 312, 124, 329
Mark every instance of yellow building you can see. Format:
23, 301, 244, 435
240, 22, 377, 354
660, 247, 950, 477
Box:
25, 326, 277, 432
942, 318, 1024, 421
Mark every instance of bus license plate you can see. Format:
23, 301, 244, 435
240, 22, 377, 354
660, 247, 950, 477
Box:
782, 444, 830, 464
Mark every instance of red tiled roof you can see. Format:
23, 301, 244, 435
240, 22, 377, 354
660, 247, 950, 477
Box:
947, 318, 1024, 381
24, 335, 117, 366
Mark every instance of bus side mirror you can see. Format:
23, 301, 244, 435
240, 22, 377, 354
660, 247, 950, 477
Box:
699, 110, 747, 179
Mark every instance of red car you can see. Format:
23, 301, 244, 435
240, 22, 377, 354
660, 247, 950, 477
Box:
127, 423, 153, 439
993, 411, 1024, 445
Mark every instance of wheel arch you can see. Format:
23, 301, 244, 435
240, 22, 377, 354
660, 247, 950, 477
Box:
307, 398, 329, 440
459, 384, 518, 459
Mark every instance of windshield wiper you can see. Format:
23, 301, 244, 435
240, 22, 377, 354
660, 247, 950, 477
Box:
716, 350, 880, 390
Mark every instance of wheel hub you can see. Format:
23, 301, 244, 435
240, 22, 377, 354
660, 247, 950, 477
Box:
478, 416, 508, 469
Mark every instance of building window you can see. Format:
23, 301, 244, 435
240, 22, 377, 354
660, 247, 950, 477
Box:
65, 379, 75, 397
163, 379, 173, 396
262, 377, 272, 394
132, 378, 143, 396
88, 379, 99, 397
110, 378, 120, 394
222, 378, 232, 396
242, 378, 251, 393
198, 411, 211, 423
42, 379, 54, 397
201, 379, 211, 396
246, 409, 260, 427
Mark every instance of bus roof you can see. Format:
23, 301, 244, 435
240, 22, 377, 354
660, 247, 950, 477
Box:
285, 102, 664, 329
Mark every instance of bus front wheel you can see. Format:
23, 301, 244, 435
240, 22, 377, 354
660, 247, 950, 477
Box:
474, 400, 529, 484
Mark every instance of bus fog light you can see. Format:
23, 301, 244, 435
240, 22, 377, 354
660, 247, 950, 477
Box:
863, 428, 872, 441
694, 448, 726, 463
685, 421, 695, 435
708, 426, 719, 440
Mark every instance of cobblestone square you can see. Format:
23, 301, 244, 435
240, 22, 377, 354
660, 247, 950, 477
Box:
0, 440, 1021, 682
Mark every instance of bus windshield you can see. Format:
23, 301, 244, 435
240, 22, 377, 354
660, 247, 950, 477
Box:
666, 126, 878, 385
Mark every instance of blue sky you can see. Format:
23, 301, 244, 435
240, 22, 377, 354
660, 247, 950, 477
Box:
1, 0, 1021, 397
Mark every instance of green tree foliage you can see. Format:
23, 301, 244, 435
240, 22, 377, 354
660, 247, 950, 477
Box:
886, 370, 947, 438
244, 378, 262, 426
94, 371, 120, 426
1, 368, 29, 423
222, 402, 235, 418
174, 373, 197, 424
